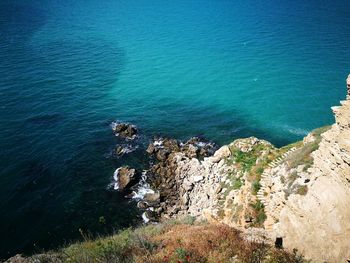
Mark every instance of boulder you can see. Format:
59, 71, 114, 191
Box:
146, 143, 155, 154
181, 192, 189, 205
214, 145, 231, 160
112, 122, 138, 139
163, 138, 180, 152
192, 175, 204, 183
182, 179, 193, 191
116, 167, 136, 190
143, 210, 158, 222
144, 191, 160, 203
185, 144, 199, 158
137, 201, 149, 209
116, 145, 124, 156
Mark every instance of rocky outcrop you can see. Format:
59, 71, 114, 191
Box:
113, 77, 350, 262
114, 166, 136, 190
145, 136, 276, 228
144, 137, 218, 218
138, 77, 350, 262
111, 121, 138, 140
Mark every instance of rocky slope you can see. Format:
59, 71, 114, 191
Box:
268, 77, 350, 262
136, 76, 350, 262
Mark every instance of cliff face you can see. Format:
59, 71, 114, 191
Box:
273, 78, 350, 262
153, 76, 350, 262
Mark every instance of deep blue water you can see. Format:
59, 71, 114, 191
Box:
1, 0, 350, 258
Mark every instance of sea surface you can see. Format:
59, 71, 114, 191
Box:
1, 0, 350, 258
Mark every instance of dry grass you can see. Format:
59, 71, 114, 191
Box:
28, 220, 309, 263
283, 126, 331, 170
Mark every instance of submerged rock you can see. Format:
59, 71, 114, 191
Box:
115, 144, 138, 157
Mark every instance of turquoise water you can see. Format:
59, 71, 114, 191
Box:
1, 0, 350, 258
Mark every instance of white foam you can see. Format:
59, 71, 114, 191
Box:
110, 121, 118, 131
142, 212, 150, 223
196, 141, 207, 147
280, 124, 309, 136
117, 144, 138, 156
132, 170, 155, 200
153, 139, 163, 146
113, 167, 121, 190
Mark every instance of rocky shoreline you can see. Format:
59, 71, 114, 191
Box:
112, 85, 350, 262
111, 121, 274, 228
110, 76, 350, 262
111, 128, 221, 222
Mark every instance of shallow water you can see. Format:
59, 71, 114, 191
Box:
0, 0, 350, 258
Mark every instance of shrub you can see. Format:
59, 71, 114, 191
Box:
250, 200, 267, 226
251, 181, 261, 195
232, 176, 243, 189
295, 185, 308, 195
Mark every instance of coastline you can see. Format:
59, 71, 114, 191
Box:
108, 77, 350, 262
4, 79, 350, 262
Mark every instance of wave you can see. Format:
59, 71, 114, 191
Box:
131, 171, 155, 200
115, 144, 139, 157
279, 124, 309, 136
112, 167, 121, 190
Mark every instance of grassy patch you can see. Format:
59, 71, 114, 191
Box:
250, 200, 267, 227
220, 173, 244, 198
231, 148, 258, 172
25, 221, 310, 263
251, 181, 261, 195
284, 126, 331, 170
226, 142, 279, 184
232, 176, 243, 189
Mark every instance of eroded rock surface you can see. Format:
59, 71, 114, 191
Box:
111, 121, 138, 140
276, 97, 350, 261
115, 166, 136, 190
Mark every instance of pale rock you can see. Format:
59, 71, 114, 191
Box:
214, 145, 231, 159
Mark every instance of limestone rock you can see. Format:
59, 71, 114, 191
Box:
144, 192, 160, 203
214, 145, 231, 159
116, 167, 136, 190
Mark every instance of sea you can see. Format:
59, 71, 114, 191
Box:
0, 0, 349, 258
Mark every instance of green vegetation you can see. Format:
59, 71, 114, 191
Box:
231, 148, 258, 172
232, 176, 244, 189
26, 219, 308, 263
252, 181, 261, 195
250, 200, 267, 227
295, 184, 308, 195
283, 126, 331, 170
226, 141, 288, 195
220, 173, 244, 199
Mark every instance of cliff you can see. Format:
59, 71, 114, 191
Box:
141, 76, 350, 262
271, 76, 350, 261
